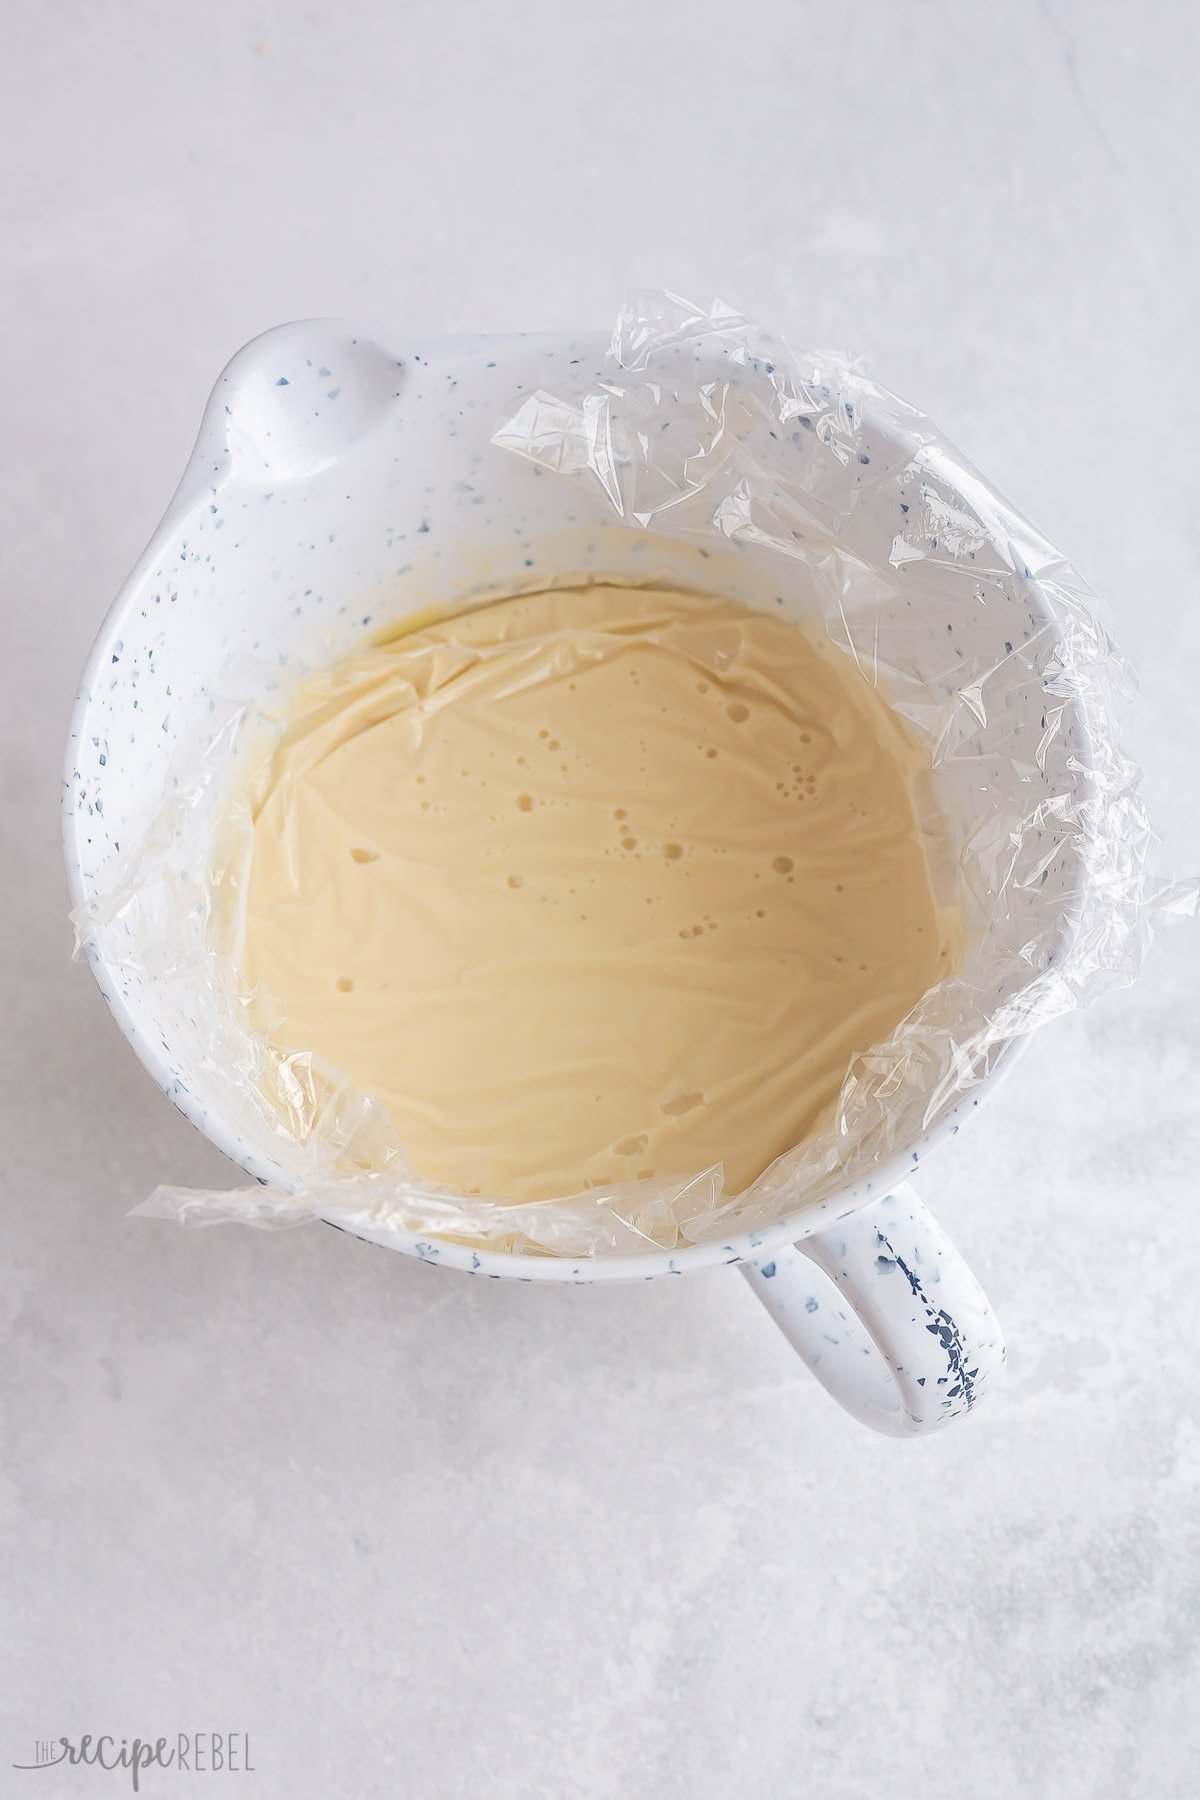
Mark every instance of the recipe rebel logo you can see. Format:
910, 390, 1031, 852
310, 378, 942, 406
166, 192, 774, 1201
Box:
12, 1734, 255, 1790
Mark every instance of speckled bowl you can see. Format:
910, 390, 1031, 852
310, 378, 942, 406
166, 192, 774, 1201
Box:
64, 320, 1077, 1436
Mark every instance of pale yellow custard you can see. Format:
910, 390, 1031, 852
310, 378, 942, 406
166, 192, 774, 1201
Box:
230, 585, 958, 1202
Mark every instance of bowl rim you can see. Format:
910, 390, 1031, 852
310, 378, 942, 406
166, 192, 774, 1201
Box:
64, 320, 1064, 1283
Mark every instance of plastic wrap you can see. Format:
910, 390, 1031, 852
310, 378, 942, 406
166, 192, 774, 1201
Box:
72, 293, 1194, 1255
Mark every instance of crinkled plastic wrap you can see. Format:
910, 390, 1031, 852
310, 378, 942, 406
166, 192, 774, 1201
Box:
73, 294, 1194, 1255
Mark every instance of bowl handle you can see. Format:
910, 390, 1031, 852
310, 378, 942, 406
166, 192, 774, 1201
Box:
740, 1183, 1005, 1436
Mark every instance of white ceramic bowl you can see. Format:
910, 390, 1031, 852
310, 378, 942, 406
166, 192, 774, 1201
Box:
65, 320, 1092, 1434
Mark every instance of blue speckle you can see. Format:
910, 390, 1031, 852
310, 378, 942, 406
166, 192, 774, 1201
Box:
804, 1296, 819, 1313
275, 376, 290, 386
760, 1261, 777, 1279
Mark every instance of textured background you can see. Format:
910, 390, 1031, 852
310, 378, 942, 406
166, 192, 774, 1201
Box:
3, 2, 1199, 1796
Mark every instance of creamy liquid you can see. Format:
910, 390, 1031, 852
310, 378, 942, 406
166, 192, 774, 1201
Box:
232, 585, 958, 1201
